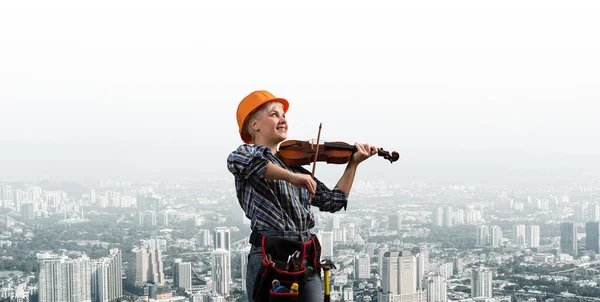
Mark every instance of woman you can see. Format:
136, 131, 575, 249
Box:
227, 90, 376, 301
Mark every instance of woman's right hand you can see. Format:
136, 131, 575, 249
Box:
288, 173, 317, 196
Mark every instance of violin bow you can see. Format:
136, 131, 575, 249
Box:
308, 123, 322, 205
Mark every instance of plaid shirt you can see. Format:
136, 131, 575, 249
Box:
227, 144, 348, 232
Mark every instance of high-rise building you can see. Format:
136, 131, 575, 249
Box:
433, 207, 443, 227
442, 207, 453, 227
159, 212, 169, 226
490, 226, 503, 247
326, 216, 341, 231
382, 252, 399, 294
476, 225, 490, 246
173, 259, 192, 291
320, 231, 334, 258
212, 248, 231, 296
424, 273, 447, 302
126, 245, 164, 287
471, 266, 492, 298
354, 254, 370, 279
586, 221, 600, 253
345, 223, 356, 240
241, 249, 250, 293
452, 257, 464, 275
398, 251, 417, 295
388, 212, 402, 231
589, 203, 600, 221
91, 248, 123, 302
90, 189, 97, 205
213, 227, 231, 250
213, 227, 231, 291
379, 250, 424, 302
38, 255, 65, 302
196, 229, 211, 248
526, 225, 540, 248
411, 247, 428, 289
436, 262, 453, 280
560, 222, 578, 256
454, 209, 465, 225
513, 224, 526, 246
38, 253, 92, 302
143, 211, 157, 227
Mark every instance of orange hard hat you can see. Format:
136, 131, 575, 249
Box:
236, 90, 289, 143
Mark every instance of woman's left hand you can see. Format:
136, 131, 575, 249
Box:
350, 142, 377, 165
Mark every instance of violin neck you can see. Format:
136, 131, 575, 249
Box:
323, 142, 355, 151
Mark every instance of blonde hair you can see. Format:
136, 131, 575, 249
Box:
243, 101, 284, 143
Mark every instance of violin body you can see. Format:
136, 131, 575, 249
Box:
278, 140, 399, 167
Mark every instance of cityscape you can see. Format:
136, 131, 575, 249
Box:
2, 176, 600, 301
2, 1, 600, 302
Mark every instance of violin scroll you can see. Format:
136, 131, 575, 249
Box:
377, 148, 400, 163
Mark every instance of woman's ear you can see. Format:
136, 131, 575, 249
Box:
250, 119, 260, 132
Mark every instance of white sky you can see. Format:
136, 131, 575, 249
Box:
1, 0, 599, 182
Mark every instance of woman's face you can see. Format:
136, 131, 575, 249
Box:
252, 104, 288, 143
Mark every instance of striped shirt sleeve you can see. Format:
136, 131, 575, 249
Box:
295, 166, 349, 213
311, 179, 349, 212
227, 144, 271, 180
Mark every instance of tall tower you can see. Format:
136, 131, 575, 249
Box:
240, 249, 250, 293
398, 250, 416, 295
326, 215, 340, 231
126, 247, 148, 286
354, 254, 370, 279
471, 266, 492, 298
173, 259, 192, 291
589, 203, 600, 221
382, 252, 399, 294
388, 212, 402, 231
586, 221, 600, 253
64, 255, 91, 302
433, 207, 443, 227
91, 248, 123, 302
213, 227, 231, 250
424, 273, 447, 302
526, 225, 540, 248
37, 253, 92, 302
196, 229, 211, 248
560, 222, 578, 256
490, 226, 503, 247
320, 231, 334, 258
38, 256, 65, 302
476, 225, 490, 246
442, 206, 453, 227
513, 224, 526, 246
412, 247, 428, 290
126, 245, 164, 287
212, 249, 231, 296
148, 246, 164, 285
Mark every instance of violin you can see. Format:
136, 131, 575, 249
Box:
277, 123, 399, 167
278, 140, 399, 167
279, 123, 398, 205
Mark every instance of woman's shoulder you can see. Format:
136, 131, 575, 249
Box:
228, 144, 274, 162
232, 144, 271, 154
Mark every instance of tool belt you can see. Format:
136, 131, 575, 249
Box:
250, 230, 322, 302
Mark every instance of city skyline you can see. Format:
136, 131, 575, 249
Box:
2, 1, 600, 301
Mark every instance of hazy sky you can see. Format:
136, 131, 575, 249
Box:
1, 1, 599, 183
